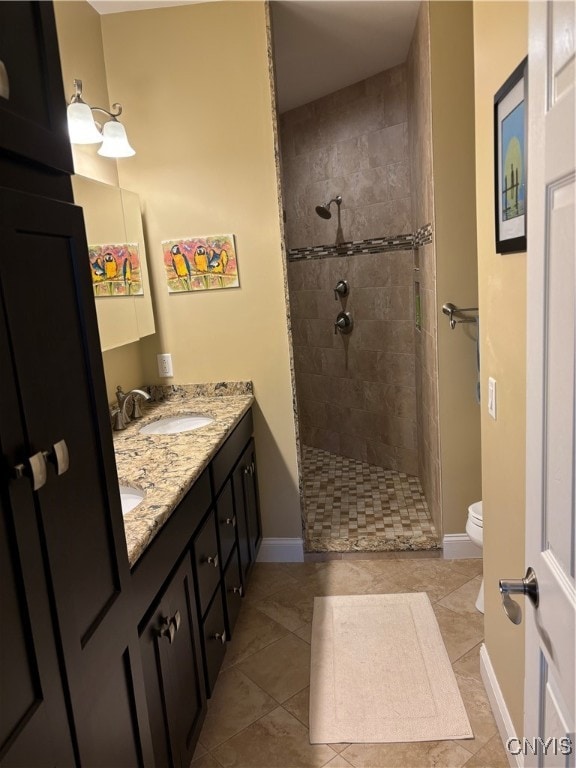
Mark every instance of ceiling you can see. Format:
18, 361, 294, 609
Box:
87, 0, 420, 114
270, 1, 420, 113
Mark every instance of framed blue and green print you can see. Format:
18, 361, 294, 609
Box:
494, 57, 528, 254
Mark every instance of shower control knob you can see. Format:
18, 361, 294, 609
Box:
334, 280, 349, 300
334, 311, 353, 335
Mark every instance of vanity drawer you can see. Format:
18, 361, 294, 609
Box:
192, 509, 220, 618
216, 480, 236, 567
201, 590, 227, 698
211, 409, 253, 494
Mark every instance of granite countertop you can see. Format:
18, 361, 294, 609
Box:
113, 383, 254, 567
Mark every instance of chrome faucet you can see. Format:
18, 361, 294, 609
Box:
113, 386, 151, 430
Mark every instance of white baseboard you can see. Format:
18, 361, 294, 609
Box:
442, 533, 482, 559
256, 538, 304, 563
479, 643, 522, 768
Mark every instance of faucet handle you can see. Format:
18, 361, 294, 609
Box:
116, 385, 127, 407
112, 407, 126, 431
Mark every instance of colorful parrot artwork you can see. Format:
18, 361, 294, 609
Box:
88, 243, 143, 297
171, 244, 192, 290
162, 235, 238, 293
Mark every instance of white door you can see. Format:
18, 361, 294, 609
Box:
524, 2, 575, 765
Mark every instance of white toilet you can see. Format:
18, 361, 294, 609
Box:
465, 501, 484, 613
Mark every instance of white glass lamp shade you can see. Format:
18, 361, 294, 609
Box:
67, 102, 103, 144
97, 120, 135, 158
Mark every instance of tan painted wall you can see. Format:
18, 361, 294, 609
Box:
430, 2, 482, 535
53, 1, 118, 187
473, 0, 528, 736
100, 2, 301, 539
54, 0, 149, 401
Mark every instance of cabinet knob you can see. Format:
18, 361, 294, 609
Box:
13, 451, 48, 491
243, 463, 255, 477
172, 610, 181, 632
231, 585, 243, 597
157, 616, 176, 644
43, 439, 70, 476
207, 554, 219, 568
214, 630, 227, 645
225, 515, 237, 527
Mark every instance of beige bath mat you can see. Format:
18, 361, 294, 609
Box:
309, 593, 473, 744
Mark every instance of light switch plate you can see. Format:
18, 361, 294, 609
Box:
488, 377, 497, 419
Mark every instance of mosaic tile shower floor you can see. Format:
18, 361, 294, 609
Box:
302, 445, 440, 552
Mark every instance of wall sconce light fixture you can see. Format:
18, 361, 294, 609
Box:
67, 79, 135, 158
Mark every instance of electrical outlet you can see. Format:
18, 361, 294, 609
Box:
157, 353, 173, 378
488, 377, 497, 419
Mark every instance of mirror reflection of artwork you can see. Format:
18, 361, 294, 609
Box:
89, 243, 144, 296
501, 101, 525, 221
162, 234, 239, 292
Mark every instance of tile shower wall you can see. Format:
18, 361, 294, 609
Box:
279, 65, 412, 250
280, 66, 417, 475
407, 1, 442, 533
287, 251, 417, 475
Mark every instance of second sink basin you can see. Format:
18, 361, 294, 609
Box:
119, 485, 146, 516
139, 414, 214, 435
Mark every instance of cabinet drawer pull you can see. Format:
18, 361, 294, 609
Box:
43, 439, 70, 476
0, 60, 9, 100
214, 630, 227, 645
207, 554, 219, 568
225, 515, 237, 527
13, 451, 48, 491
231, 585, 243, 597
157, 616, 176, 644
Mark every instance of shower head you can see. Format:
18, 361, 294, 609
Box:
315, 195, 342, 219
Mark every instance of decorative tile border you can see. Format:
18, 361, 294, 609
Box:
414, 223, 433, 247
288, 234, 414, 261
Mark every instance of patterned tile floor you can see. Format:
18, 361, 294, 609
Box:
193, 557, 508, 768
302, 446, 440, 553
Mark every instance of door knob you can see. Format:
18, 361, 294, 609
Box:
499, 567, 539, 625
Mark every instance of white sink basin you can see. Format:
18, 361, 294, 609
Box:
139, 414, 214, 435
119, 485, 146, 516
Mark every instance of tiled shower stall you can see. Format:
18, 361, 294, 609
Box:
279, 7, 441, 552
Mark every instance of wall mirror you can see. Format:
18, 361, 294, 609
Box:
72, 175, 155, 351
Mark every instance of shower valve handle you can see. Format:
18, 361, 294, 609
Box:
334, 311, 353, 334
334, 280, 349, 300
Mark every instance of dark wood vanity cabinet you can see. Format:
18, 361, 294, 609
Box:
139, 556, 205, 768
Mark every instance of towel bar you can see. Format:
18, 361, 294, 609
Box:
442, 302, 478, 330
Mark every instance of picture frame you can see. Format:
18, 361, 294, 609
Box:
494, 56, 528, 254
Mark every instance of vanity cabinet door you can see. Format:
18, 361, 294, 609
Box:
232, 439, 262, 581
139, 556, 206, 768
0, 319, 74, 767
